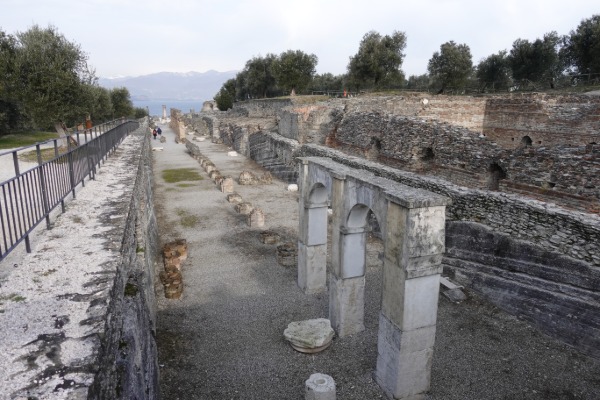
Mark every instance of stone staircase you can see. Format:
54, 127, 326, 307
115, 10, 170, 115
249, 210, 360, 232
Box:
248, 133, 298, 183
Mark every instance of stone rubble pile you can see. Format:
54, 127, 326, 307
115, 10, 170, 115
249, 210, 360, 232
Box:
160, 239, 188, 299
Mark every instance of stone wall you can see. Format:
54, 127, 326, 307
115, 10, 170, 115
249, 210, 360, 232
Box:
169, 108, 186, 140
89, 132, 159, 399
445, 221, 600, 359
231, 98, 293, 118
328, 110, 600, 212
482, 94, 600, 149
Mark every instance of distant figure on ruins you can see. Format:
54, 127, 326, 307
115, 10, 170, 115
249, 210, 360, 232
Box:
157, 127, 162, 136
152, 128, 157, 140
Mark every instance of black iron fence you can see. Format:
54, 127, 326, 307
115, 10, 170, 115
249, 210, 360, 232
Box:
0, 119, 140, 260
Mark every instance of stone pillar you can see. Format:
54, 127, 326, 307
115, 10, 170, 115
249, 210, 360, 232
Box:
328, 175, 368, 337
374, 202, 446, 399
298, 160, 328, 294
162, 105, 167, 120
298, 203, 328, 294
329, 225, 368, 337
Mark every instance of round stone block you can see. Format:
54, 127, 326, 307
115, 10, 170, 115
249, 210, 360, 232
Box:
305, 373, 336, 400
284, 318, 334, 353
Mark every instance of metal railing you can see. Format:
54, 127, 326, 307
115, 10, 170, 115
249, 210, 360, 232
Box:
0, 119, 140, 260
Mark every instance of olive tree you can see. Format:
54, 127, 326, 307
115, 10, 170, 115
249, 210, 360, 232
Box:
14, 25, 96, 131
272, 50, 318, 95
427, 41, 473, 93
214, 78, 236, 110
562, 15, 600, 74
0, 30, 22, 133
347, 30, 407, 89
508, 32, 562, 88
243, 54, 278, 98
109, 87, 134, 118
476, 51, 512, 91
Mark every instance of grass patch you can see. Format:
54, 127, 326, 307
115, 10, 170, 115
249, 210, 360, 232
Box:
19, 146, 69, 163
162, 168, 203, 183
0, 131, 59, 150
176, 183, 196, 188
0, 293, 26, 302
176, 208, 199, 228
124, 283, 139, 297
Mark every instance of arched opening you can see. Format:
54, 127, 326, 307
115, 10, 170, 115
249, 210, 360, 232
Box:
340, 203, 384, 332
521, 136, 533, 147
366, 137, 382, 161
308, 182, 328, 205
421, 147, 435, 161
488, 162, 507, 190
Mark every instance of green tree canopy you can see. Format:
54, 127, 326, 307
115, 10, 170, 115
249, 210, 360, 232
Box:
214, 78, 236, 110
272, 50, 318, 95
405, 74, 430, 90
243, 54, 278, 98
562, 15, 600, 74
476, 50, 512, 91
508, 32, 562, 87
309, 73, 345, 92
109, 87, 134, 118
427, 41, 473, 93
347, 30, 407, 89
14, 25, 95, 130
88, 85, 113, 122
0, 30, 22, 132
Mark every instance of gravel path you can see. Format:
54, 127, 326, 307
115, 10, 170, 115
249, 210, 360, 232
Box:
153, 125, 600, 399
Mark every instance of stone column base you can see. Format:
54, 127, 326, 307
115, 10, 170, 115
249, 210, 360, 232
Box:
328, 274, 365, 337
298, 242, 327, 294
374, 313, 436, 399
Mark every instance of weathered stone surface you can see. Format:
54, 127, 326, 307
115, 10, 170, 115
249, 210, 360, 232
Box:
235, 202, 253, 215
277, 241, 297, 267
259, 230, 280, 244
226, 192, 243, 204
239, 170, 257, 185
247, 207, 265, 227
284, 318, 334, 353
220, 176, 234, 193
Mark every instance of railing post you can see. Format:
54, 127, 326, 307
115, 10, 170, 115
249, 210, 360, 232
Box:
36, 144, 51, 229
67, 137, 76, 198
12, 151, 20, 177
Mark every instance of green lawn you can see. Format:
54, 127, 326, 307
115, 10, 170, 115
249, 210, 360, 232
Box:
0, 131, 60, 150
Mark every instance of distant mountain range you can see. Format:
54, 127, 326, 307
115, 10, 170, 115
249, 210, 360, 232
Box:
98, 70, 238, 101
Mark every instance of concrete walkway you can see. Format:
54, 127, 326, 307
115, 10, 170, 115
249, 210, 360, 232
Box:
152, 125, 600, 399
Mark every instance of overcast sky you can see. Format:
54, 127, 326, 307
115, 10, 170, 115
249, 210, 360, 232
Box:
2, 0, 599, 79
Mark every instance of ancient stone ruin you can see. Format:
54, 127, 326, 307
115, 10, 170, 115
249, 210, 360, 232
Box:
160, 239, 188, 299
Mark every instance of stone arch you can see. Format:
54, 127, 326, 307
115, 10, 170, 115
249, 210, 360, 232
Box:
347, 203, 370, 228
308, 182, 328, 205
488, 162, 507, 190
297, 156, 449, 399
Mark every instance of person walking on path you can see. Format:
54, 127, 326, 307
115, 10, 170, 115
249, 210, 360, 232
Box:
152, 128, 157, 140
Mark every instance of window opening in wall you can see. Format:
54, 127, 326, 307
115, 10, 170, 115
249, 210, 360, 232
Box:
538, 140, 542, 144
488, 162, 507, 190
511, 138, 515, 141
521, 136, 533, 147
421, 147, 435, 161
367, 137, 382, 161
